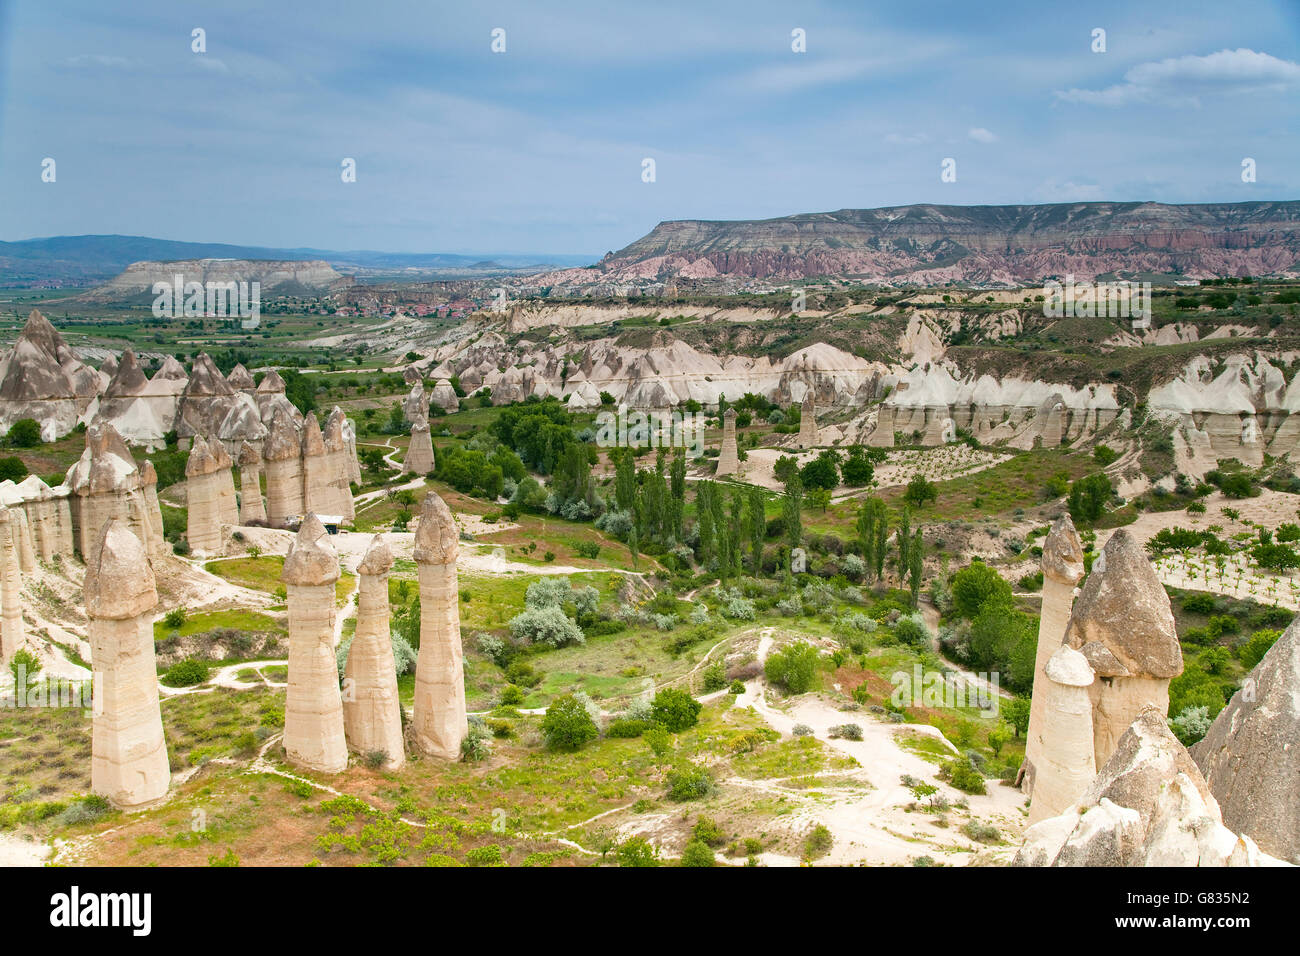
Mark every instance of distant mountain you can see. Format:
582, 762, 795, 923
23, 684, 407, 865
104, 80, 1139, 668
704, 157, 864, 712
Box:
0, 235, 593, 287
579, 201, 1300, 285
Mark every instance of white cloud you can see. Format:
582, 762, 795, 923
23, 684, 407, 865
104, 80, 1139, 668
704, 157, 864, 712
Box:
1055, 48, 1300, 108
967, 127, 997, 143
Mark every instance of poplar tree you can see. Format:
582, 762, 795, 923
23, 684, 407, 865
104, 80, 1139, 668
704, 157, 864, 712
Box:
909, 527, 925, 608
748, 484, 766, 574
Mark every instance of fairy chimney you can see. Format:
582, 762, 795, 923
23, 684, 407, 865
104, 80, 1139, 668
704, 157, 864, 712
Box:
1021, 515, 1085, 795
281, 514, 347, 773
237, 442, 267, 525
716, 407, 740, 477
262, 410, 304, 525
403, 421, 436, 475
1065, 529, 1183, 769
343, 535, 405, 770
411, 492, 466, 759
184, 436, 224, 555
139, 460, 168, 558
87, 520, 170, 808
0, 509, 25, 663
300, 414, 332, 516
797, 394, 818, 449
323, 408, 356, 522
1026, 645, 1096, 825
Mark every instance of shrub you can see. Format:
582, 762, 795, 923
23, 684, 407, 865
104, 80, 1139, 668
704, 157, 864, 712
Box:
163, 607, 187, 629
728, 679, 746, 694
940, 756, 986, 795
721, 596, 756, 621
616, 837, 660, 867
950, 562, 1012, 620
5, 418, 42, 447
460, 719, 493, 762
1238, 628, 1281, 670
606, 718, 651, 738
961, 821, 1001, 844
499, 684, 526, 706
828, 723, 863, 741
162, 659, 209, 687
764, 641, 820, 693
791, 723, 814, 737
693, 816, 726, 846
1170, 705, 1213, 746
680, 840, 715, 867
701, 662, 727, 693
540, 694, 599, 751
802, 823, 833, 860
651, 688, 702, 732
666, 764, 713, 801
508, 605, 585, 648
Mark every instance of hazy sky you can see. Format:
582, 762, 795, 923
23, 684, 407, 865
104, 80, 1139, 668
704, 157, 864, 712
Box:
1, 0, 1297, 257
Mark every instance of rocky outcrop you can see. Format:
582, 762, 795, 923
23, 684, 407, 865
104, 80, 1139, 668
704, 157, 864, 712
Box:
78, 258, 346, 303
0, 509, 25, 663
87, 520, 169, 809
0, 310, 96, 440
172, 353, 267, 453
226, 363, 256, 393
300, 414, 333, 516
1065, 529, 1183, 769
1016, 707, 1279, 866
1193, 619, 1300, 864
6, 475, 74, 562
1026, 645, 1096, 825
1021, 515, 1085, 800
587, 201, 1300, 284
237, 442, 266, 525
431, 380, 458, 413
411, 492, 466, 759
64, 422, 157, 563
343, 535, 404, 770
255, 369, 301, 426
281, 514, 347, 773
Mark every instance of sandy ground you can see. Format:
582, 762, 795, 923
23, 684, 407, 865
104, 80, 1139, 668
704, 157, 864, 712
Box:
719, 628, 1025, 866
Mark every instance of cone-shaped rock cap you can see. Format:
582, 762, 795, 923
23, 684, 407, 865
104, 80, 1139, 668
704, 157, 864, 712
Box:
324, 407, 347, 451
281, 513, 340, 586
153, 355, 189, 381
207, 436, 233, 470
1042, 514, 1085, 585
185, 353, 236, 396
724, 407, 736, 421
1045, 644, 1095, 687
85, 519, 157, 620
256, 368, 286, 393
802, 394, 816, 410
105, 348, 149, 397
403, 365, 423, 384
227, 363, 256, 390
358, 534, 394, 576
301, 413, 326, 457
141, 460, 158, 486
1065, 529, 1182, 679
238, 441, 261, 467
185, 435, 217, 477
414, 491, 458, 565
263, 411, 300, 460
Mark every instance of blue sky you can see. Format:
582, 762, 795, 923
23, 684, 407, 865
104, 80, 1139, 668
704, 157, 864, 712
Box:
0, 0, 1297, 258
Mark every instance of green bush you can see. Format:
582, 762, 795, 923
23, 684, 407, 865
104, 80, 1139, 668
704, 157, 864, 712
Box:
162, 659, 210, 687
764, 641, 820, 694
680, 840, 715, 867
163, 607, 187, 629
802, 823, 833, 860
666, 763, 713, 801
5, 418, 42, 447
650, 688, 702, 732
605, 718, 651, 738
540, 694, 599, 752
616, 836, 660, 867
941, 756, 987, 795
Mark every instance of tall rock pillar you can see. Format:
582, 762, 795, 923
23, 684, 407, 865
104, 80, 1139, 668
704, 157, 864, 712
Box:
281, 514, 347, 772
237, 442, 267, 525
184, 436, 224, 555
0, 509, 25, 663
263, 411, 304, 526
324, 408, 356, 522
1027, 645, 1096, 825
716, 408, 740, 477
87, 520, 170, 808
140, 461, 168, 558
343, 535, 405, 770
1065, 528, 1183, 770
1021, 515, 1085, 795
300, 414, 332, 516
411, 492, 466, 759
797, 394, 818, 449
